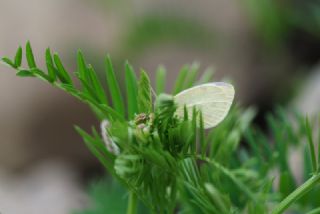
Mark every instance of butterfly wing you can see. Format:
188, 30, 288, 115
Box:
174, 82, 235, 129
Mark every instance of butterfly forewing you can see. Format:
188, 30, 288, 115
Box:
174, 82, 235, 129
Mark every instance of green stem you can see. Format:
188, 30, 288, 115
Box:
307, 207, 320, 214
127, 191, 138, 214
271, 174, 320, 214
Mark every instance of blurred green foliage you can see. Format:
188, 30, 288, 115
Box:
74, 179, 128, 214
121, 15, 216, 57
244, 0, 320, 46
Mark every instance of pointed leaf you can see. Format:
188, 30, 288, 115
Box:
125, 62, 138, 119
16, 70, 34, 77
75, 126, 115, 174
155, 65, 166, 95
78, 76, 101, 103
26, 41, 37, 68
173, 65, 189, 94
105, 56, 125, 116
199, 111, 207, 157
87, 64, 108, 104
14, 46, 22, 67
306, 117, 317, 173
53, 53, 72, 84
197, 67, 214, 84
318, 115, 320, 171
184, 62, 200, 88
45, 48, 56, 82
279, 171, 296, 198
137, 70, 152, 113
77, 50, 88, 80
2, 57, 16, 68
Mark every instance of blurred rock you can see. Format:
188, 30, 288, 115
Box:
294, 64, 320, 116
0, 161, 88, 214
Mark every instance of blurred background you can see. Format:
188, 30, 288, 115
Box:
0, 0, 319, 213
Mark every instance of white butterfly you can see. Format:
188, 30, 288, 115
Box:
174, 82, 235, 129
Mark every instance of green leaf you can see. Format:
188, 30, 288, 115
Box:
105, 55, 125, 116
137, 70, 152, 113
125, 62, 138, 119
79, 91, 125, 122
245, 129, 263, 163
77, 49, 92, 93
74, 178, 128, 214
16, 70, 34, 77
204, 183, 230, 213
267, 114, 289, 171
184, 62, 200, 89
197, 67, 214, 84
53, 53, 72, 84
87, 64, 108, 104
191, 107, 197, 154
31, 68, 52, 82
303, 145, 313, 181
77, 50, 88, 81
318, 115, 320, 171
183, 105, 188, 121
307, 207, 320, 214
279, 171, 296, 199
206, 158, 258, 204
26, 41, 37, 68
2, 57, 16, 68
199, 111, 207, 157
306, 117, 317, 173
14, 46, 22, 67
155, 65, 166, 95
45, 48, 57, 82
78, 76, 102, 103
57, 83, 78, 96
173, 65, 189, 94
75, 126, 115, 174
77, 50, 95, 100
77, 52, 109, 109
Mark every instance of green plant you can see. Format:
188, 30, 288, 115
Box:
243, 0, 320, 46
1, 42, 320, 214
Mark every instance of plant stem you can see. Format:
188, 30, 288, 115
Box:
271, 174, 320, 214
127, 191, 138, 214
306, 207, 320, 214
